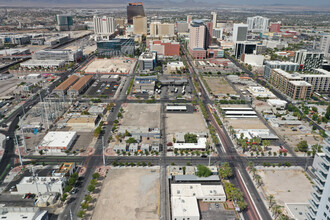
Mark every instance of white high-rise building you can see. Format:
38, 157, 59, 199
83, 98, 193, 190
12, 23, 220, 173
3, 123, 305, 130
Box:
211, 12, 217, 29
233, 24, 248, 43
247, 16, 269, 33
93, 16, 115, 40
306, 133, 330, 220
320, 34, 330, 58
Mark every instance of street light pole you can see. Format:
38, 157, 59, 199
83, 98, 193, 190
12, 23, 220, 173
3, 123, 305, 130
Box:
102, 136, 105, 166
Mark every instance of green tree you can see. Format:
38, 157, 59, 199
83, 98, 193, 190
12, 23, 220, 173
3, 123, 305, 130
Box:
92, 173, 100, 179
219, 162, 233, 179
77, 210, 86, 218
196, 164, 212, 177
64, 185, 73, 193
88, 184, 95, 192
267, 194, 275, 208
126, 137, 137, 144
184, 133, 198, 143
297, 140, 308, 152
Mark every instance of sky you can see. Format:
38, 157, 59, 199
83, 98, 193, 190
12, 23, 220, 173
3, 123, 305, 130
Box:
195, 0, 330, 6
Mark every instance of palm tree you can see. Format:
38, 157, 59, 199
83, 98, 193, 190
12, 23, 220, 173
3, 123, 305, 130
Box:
255, 174, 262, 187
267, 194, 275, 208
262, 140, 270, 151
247, 161, 254, 171
272, 205, 282, 219
251, 168, 257, 178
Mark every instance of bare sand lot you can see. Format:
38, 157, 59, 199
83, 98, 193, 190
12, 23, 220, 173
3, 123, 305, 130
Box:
225, 118, 267, 130
166, 112, 207, 134
259, 169, 313, 206
204, 76, 236, 95
92, 168, 160, 220
122, 103, 160, 128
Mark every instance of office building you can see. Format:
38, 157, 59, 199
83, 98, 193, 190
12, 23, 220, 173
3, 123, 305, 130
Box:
247, 16, 269, 33
167, 61, 185, 74
127, 2, 145, 25
56, 14, 73, 31
264, 61, 300, 80
235, 41, 258, 59
16, 176, 67, 195
212, 28, 223, 40
188, 20, 213, 59
320, 34, 330, 58
96, 37, 135, 57
133, 16, 147, 35
150, 22, 175, 37
139, 51, 157, 71
149, 40, 180, 57
211, 12, 217, 28
268, 69, 313, 100
0, 207, 48, 220
33, 49, 82, 62
306, 134, 330, 220
205, 22, 213, 48
233, 24, 248, 43
176, 22, 189, 33
269, 21, 281, 33
93, 16, 116, 40
293, 50, 324, 71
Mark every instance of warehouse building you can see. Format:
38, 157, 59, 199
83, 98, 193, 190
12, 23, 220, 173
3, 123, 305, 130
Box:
53, 75, 79, 96
20, 59, 65, 69
32, 49, 83, 62
67, 75, 93, 97
37, 131, 77, 152
66, 115, 100, 132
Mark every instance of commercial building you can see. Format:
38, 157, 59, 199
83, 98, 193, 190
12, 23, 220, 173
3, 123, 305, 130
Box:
67, 75, 93, 97
133, 16, 147, 35
267, 99, 287, 110
293, 50, 324, 71
53, 75, 79, 96
93, 16, 116, 40
306, 134, 330, 220
247, 16, 269, 33
56, 14, 73, 31
33, 49, 83, 62
268, 69, 313, 100
235, 41, 259, 59
149, 40, 180, 57
127, 2, 145, 25
0, 207, 48, 220
167, 61, 185, 74
134, 75, 156, 93
188, 20, 212, 59
96, 38, 134, 56
0, 48, 30, 56
37, 131, 77, 152
139, 51, 156, 71
173, 138, 207, 150
16, 176, 67, 195
66, 115, 100, 131
232, 24, 248, 43
320, 34, 330, 58
241, 54, 264, 66
269, 21, 281, 33
169, 166, 196, 176
20, 60, 65, 69
150, 22, 175, 37
264, 61, 300, 81
171, 183, 226, 220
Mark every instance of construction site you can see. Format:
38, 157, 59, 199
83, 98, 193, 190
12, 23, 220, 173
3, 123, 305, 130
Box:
81, 57, 136, 75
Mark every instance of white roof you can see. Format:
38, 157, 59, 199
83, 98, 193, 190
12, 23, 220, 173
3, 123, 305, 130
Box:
173, 138, 207, 149
225, 111, 256, 115
171, 197, 200, 218
166, 106, 187, 111
267, 99, 287, 105
172, 183, 226, 199
39, 131, 76, 148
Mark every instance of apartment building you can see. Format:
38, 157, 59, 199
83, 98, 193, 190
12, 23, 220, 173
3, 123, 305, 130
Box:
294, 50, 324, 71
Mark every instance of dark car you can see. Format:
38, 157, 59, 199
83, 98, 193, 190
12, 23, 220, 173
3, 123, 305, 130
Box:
201, 155, 207, 158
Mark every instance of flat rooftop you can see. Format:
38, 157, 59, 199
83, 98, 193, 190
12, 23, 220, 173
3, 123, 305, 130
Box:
39, 131, 77, 148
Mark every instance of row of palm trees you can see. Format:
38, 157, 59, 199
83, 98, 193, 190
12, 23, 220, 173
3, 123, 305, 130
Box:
247, 162, 290, 220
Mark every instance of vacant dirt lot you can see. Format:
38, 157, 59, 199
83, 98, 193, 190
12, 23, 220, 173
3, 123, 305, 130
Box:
122, 103, 160, 128
166, 111, 207, 134
259, 169, 313, 206
92, 168, 160, 220
225, 118, 267, 130
204, 76, 236, 95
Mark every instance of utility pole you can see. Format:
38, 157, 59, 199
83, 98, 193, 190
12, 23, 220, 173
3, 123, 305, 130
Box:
102, 136, 105, 166
42, 97, 50, 130
70, 209, 73, 220
14, 133, 23, 167
19, 116, 27, 152
208, 154, 211, 167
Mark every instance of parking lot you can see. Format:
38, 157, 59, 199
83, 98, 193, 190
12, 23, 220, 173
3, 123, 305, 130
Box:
86, 81, 119, 97
199, 201, 237, 220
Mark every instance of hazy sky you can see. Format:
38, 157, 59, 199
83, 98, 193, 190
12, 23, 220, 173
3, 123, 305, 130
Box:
195, 0, 330, 6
